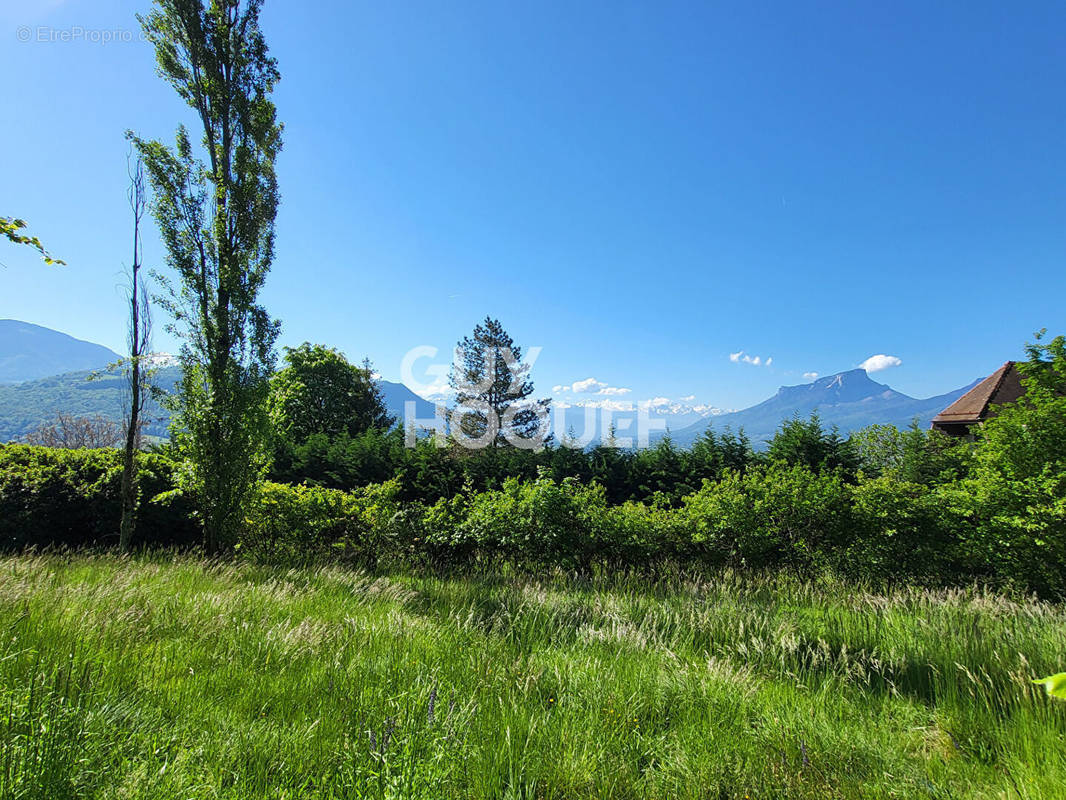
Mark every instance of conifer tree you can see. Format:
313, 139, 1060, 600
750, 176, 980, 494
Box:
450, 317, 550, 448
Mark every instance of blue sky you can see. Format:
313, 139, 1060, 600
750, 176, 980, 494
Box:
1, 0, 1063, 410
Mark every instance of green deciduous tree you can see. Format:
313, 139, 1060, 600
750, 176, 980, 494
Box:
269, 343, 394, 443
969, 331, 1066, 595
132, 0, 282, 552
853, 421, 970, 485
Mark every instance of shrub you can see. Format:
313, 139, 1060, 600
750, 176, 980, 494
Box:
243, 479, 412, 566
0, 444, 198, 550
847, 475, 966, 582
683, 462, 852, 573
242, 481, 355, 563
600, 499, 699, 567
442, 474, 610, 569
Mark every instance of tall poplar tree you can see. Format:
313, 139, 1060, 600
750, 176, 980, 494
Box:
132, 0, 282, 552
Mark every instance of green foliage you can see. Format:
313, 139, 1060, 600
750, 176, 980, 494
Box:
269, 343, 393, 444
442, 474, 609, 568
1033, 673, 1066, 700
766, 413, 859, 476
683, 462, 852, 573
854, 421, 971, 484
602, 498, 695, 565
132, 0, 284, 552
267, 423, 756, 508
272, 428, 403, 490
966, 332, 1066, 596
687, 426, 754, 481
848, 475, 967, 581
241, 468, 696, 571
628, 436, 695, 506
1, 216, 64, 265
0, 444, 197, 550
450, 317, 550, 447
243, 479, 409, 567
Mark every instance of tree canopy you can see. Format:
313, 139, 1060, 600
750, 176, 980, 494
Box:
450, 317, 550, 449
269, 343, 393, 443
132, 0, 283, 552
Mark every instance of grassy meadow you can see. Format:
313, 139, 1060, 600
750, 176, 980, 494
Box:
1, 554, 1065, 799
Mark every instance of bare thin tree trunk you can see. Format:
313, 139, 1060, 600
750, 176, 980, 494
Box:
119, 155, 151, 552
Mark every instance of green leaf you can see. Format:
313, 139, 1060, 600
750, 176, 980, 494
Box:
1032, 673, 1066, 700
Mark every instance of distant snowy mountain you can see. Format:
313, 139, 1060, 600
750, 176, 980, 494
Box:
554, 401, 725, 445
416, 392, 727, 445
668, 369, 981, 447
0, 321, 980, 448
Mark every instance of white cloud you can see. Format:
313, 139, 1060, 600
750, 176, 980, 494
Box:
729, 350, 771, 367
803, 371, 819, 380
417, 372, 453, 401
571, 377, 603, 393
559, 377, 631, 395
680, 395, 695, 402
860, 354, 902, 373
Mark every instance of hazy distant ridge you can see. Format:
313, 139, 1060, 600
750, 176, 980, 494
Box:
0, 320, 120, 384
0, 321, 978, 445
667, 368, 980, 446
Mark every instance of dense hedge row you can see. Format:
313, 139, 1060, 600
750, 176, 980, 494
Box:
3, 389, 1063, 594
0, 445, 200, 550
0, 444, 979, 584
244, 465, 1063, 591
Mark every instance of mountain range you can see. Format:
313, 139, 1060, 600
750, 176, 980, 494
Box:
0, 364, 437, 443
0, 319, 121, 383
665, 368, 979, 447
0, 321, 435, 443
0, 320, 979, 447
